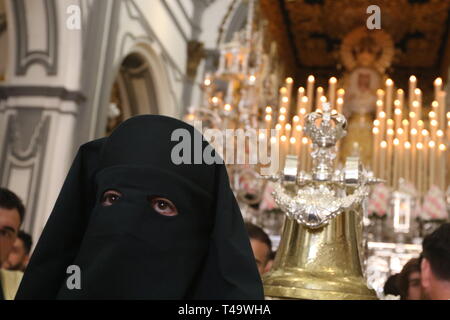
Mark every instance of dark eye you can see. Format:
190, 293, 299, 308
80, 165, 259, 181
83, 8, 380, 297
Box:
101, 190, 122, 206
149, 197, 178, 216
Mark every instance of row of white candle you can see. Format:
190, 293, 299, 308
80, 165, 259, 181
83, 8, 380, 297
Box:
372, 76, 449, 193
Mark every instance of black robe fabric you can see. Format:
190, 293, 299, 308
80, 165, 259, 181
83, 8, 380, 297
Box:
15, 115, 263, 299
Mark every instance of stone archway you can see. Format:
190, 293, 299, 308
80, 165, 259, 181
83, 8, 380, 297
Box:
106, 52, 159, 135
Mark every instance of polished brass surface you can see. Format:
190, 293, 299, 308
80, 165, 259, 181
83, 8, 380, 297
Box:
264, 204, 377, 300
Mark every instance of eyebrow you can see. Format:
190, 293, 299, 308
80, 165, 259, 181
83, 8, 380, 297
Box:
1, 226, 17, 233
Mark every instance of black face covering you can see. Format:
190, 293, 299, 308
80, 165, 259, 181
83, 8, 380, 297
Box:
16, 115, 263, 299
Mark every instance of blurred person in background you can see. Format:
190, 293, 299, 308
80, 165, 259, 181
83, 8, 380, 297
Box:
245, 222, 272, 276
3, 230, 32, 272
420, 223, 450, 300
397, 258, 421, 300
383, 274, 400, 298
0, 187, 25, 299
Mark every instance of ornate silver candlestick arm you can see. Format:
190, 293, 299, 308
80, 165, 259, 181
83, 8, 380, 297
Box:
271, 102, 381, 229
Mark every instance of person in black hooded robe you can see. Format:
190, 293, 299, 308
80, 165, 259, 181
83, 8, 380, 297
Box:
15, 115, 264, 299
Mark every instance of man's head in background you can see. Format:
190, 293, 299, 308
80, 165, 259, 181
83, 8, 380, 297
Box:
3, 230, 32, 271
245, 222, 272, 275
0, 188, 25, 266
397, 258, 421, 300
420, 223, 450, 300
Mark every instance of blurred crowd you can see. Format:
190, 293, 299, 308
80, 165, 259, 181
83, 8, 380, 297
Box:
0, 186, 449, 300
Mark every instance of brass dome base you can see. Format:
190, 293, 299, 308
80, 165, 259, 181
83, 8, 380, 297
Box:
264, 268, 377, 300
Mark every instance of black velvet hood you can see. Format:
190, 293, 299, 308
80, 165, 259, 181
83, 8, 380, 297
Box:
16, 115, 263, 300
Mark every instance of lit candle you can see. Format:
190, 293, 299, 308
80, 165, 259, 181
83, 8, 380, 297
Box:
438, 144, 447, 191
428, 140, 436, 188
285, 123, 292, 141
434, 77, 442, 99
386, 120, 395, 185
396, 89, 404, 111
372, 126, 380, 175
394, 100, 402, 130
336, 97, 344, 114
410, 128, 418, 187
380, 141, 387, 181
337, 88, 345, 113
286, 77, 294, 100
306, 75, 315, 112
417, 142, 424, 195
402, 119, 409, 142
280, 135, 288, 169
329, 77, 337, 109
297, 87, 305, 114
414, 89, 422, 119
438, 91, 446, 131
289, 137, 297, 155
377, 89, 385, 106
301, 137, 309, 171
316, 87, 324, 110
265, 114, 272, 130
393, 138, 400, 188
385, 78, 394, 120
409, 75, 417, 108
404, 141, 411, 182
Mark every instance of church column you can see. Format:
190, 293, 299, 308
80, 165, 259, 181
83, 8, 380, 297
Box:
0, 0, 85, 243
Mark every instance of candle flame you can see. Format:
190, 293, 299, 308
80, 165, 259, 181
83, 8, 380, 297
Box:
265, 114, 272, 121
434, 77, 442, 86
265, 106, 272, 114
329, 77, 337, 84
439, 144, 447, 151
380, 141, 387, 148
280, 135, 287, 142
417, 142, 423, 149
404, 141, 411, 149
386, 78, 393, 86
428, 141, 436, 148
308, 75, 315, 82
409, 75, 417, 82
286, 77, 293, 84
290, 137, 296, 144
302, 137, 309, 144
